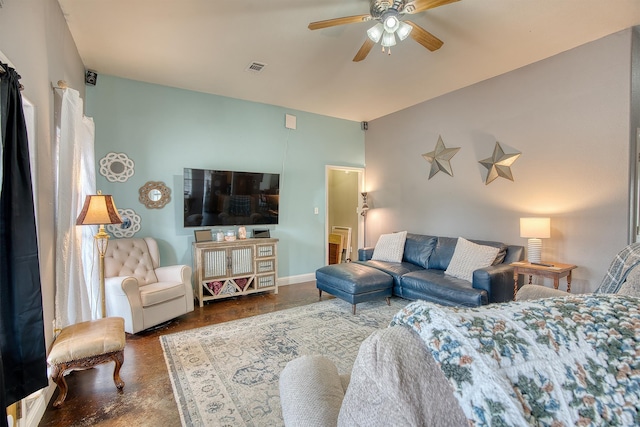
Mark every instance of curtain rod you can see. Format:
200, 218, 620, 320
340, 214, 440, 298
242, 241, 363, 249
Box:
0, 59, 24, 90
51, 80, 72, 91
0, 64, 24, 90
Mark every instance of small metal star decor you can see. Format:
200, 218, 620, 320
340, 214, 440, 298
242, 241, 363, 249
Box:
422, 136, 461, 179
479, 142, 521, 185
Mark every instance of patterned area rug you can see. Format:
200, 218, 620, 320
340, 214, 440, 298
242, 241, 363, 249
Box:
160, 298, 406, 426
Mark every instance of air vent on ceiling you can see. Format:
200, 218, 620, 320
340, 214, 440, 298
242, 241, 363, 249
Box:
245, 61, 267, 73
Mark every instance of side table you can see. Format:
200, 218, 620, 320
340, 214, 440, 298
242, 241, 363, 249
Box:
510, 261, 577, 300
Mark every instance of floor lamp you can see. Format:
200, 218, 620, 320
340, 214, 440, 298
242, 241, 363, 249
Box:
76, 191, 122, 318
361, 192, 369, 247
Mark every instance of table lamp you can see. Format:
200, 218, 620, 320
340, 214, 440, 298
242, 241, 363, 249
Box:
76, 191, 122, 318
520, 217, 550, 264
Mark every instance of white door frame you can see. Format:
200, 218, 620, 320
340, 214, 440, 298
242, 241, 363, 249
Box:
324, 165, 365, 265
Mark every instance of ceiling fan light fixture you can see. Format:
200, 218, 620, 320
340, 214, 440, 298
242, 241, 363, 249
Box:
381, 31, 397, 47
367, 23, 384, 43
383, 15, 400, 33
396, 21, 413, 41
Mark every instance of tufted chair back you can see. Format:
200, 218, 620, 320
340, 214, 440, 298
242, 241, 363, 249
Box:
105, 237, 159, 286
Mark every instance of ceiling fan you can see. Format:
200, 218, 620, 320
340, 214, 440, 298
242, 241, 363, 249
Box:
308, 0, 458, 62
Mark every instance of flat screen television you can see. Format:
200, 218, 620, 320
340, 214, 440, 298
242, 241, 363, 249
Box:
183, 168, 280, 227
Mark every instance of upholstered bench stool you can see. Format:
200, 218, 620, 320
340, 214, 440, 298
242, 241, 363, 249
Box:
316, 263, 393, 314
47, 317, 126, 407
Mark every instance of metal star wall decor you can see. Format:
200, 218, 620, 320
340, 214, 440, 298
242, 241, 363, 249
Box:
479, 142, 521, 185
422, 136, 460, 179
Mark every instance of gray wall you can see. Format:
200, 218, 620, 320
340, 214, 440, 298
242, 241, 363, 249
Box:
0, 0, 86, 343
366, 29, 635, 293
0, 0, 86, 401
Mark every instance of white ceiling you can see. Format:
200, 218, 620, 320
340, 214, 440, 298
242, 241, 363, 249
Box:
57, 0, 640, 122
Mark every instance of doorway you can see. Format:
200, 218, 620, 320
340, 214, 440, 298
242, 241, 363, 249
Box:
325, 166, 365, 265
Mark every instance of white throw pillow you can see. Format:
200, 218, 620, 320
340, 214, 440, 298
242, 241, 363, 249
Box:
372, 231, 408, 263
445, 237, 500, 282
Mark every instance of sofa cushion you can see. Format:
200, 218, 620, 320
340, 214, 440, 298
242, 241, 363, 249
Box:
280, 355, 346, 427
427, 237, 458, 270
139, 281, 187, 307
105, 238, 159, 285
445, 237, 500, 282
354, 260, 424, 288
338, 326, 467, 426
372, 231, 407, 263
316, 263, 393, 295
402, 234, 437, 269
401, 269, 488, 307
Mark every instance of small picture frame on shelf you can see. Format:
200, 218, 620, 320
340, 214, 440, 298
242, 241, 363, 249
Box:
194, 229, 212, 242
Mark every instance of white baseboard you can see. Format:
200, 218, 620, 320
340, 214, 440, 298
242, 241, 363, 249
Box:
15, 386, 49, 427
277, 273, 315, 286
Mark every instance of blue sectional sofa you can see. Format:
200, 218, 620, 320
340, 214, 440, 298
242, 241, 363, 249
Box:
316, 233, 524, 310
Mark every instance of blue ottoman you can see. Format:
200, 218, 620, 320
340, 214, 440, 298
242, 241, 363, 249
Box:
315, 263, 393, 314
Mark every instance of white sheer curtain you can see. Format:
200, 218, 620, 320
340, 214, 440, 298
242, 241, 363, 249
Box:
54, 88, 98, 328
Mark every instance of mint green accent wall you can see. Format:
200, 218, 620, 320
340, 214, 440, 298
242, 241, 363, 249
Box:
85, 75, 364, 279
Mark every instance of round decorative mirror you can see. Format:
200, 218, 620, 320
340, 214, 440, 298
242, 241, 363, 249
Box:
139, 181, 171, 209
99, 152, 135, 182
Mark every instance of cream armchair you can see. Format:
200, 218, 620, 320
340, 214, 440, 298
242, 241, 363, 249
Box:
104, 237, 194, 333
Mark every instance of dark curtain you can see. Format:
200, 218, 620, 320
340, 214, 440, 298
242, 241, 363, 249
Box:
0, 63, 48, 425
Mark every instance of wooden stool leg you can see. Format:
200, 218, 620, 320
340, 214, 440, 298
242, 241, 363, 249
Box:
318, 289, 322, 300
112, 351, 125, 390
385, 297, 390, 306
50, 350, 125, 407
51, 364, 69, 408
352, 304, 356, 315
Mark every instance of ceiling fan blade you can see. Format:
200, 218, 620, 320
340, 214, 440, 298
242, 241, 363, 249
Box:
353, 38, 376, 62
404, 21, 444, 52
308, 14, 372, 30
403, 0, 459, 14
405, 20, 443, 51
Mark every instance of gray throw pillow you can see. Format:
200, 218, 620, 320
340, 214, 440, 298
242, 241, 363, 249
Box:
616, 265, 640, 297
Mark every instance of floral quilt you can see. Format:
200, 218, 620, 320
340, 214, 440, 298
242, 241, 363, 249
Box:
390, 295, 640, 426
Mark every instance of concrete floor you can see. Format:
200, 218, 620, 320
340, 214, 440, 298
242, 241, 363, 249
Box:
39, 281, 321, 427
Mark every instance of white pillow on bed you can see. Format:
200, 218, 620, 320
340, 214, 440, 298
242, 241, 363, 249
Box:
445, 237, 500, 282
372, 231, 408, 263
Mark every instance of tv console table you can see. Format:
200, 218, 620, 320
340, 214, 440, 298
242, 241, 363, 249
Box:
192, 238, 278, 307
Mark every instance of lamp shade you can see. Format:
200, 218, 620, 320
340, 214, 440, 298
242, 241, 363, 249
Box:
520, 217, 550, 239
381, 31, 397, 47
367, 23, 384, 43
76, 193, 123, 226
396, 21, 413, 41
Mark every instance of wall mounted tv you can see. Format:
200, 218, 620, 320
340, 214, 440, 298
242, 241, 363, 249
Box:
183, 168, 280, 227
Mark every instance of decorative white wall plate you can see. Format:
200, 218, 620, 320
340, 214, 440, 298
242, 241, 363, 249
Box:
99, 152, 135, 183
106, 208, 141, 238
